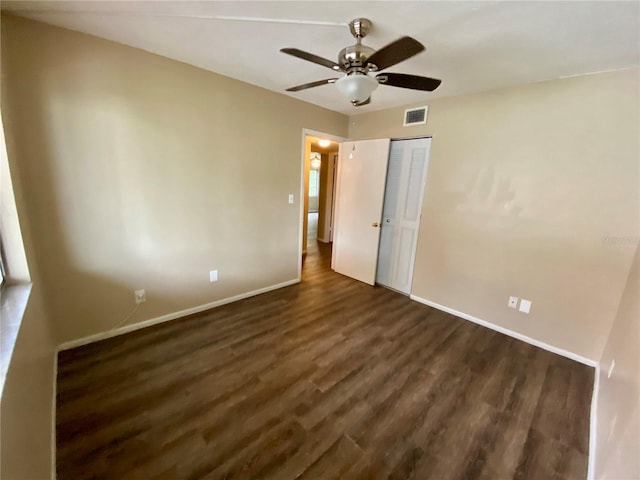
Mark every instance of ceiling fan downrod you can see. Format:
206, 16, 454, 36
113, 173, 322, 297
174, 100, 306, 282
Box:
340, 18, 376, 72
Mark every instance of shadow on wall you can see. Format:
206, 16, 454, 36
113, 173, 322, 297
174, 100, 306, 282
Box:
3, 38, 297, 343
4, 69, 181, 342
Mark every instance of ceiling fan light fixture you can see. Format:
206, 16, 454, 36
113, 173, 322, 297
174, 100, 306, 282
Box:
335, 74, 378, 104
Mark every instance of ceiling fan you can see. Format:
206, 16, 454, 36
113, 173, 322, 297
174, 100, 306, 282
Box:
281, 18, 441, 107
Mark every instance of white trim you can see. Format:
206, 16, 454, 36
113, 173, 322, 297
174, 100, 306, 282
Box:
588, 363, 600, 480
51, 350, 57, 479
298, 130, 307, 277
409, 295, 598, 367
58, 279, 299, 351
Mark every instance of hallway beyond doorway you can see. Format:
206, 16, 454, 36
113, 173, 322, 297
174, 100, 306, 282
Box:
307, 212, 318, 246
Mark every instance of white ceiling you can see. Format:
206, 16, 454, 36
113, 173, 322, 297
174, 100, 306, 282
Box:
2, 1, 639, 114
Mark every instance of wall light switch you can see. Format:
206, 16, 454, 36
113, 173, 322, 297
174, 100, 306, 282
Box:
508, 296, 518, 309
288, 194, 294, 204
519, 299, 532, 314
209, 270, 218, 282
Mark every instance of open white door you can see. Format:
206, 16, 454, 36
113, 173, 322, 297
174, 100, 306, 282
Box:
332, 138, 391, 285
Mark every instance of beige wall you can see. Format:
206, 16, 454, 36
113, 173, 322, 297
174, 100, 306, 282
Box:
349, 68, 640, 361
595, 245, 639, 479
1, 15, 348, 344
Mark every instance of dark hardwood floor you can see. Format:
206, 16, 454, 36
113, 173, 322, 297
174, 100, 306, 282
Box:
56, 242, 594, 480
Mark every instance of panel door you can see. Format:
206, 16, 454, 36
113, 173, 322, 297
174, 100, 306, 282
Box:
376, 138, 431, 294
332, 138, 391, 285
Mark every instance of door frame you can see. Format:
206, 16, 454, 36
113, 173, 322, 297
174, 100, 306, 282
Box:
298, 129, 347, 281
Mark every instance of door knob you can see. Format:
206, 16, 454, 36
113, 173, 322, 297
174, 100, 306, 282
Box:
371, 222, 380, 228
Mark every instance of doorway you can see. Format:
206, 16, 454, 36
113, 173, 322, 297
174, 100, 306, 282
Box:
299, 131, 343, 277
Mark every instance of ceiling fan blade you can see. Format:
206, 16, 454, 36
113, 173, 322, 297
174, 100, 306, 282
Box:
286, 78, 338, 92
281, 48, 343, 71
353, 97, 371, 107
376, 73, 441, 91
366, 37, 425, 71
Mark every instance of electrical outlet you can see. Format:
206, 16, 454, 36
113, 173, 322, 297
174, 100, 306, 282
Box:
134, 289, 146, 304
508, 296, 518, 309
288, 194, 294, 204
519, 299, 532, 314
608, 360, 616, 378
209, 270, 218, 282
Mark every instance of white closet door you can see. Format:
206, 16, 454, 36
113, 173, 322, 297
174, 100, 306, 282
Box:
376, 138, 431, 294
332, 138, 391, 285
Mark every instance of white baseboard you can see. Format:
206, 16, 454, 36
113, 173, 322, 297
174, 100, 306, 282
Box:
588, 363, 600, 480
51, 350, 57, 480
58, 279, 300, 351
410, 295, 601, 477
409, 295, 598, 367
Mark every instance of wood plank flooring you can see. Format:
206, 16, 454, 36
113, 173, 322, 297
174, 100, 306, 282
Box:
56, 241, 593, 480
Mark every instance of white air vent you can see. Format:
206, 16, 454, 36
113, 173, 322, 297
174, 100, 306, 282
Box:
403, 106, 428, 126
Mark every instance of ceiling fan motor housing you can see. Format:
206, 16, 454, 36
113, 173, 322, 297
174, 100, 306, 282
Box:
339, 44, 376, 71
